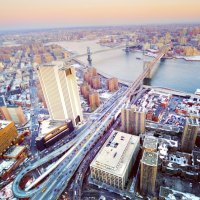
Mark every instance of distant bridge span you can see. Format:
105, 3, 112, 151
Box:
66, 43, 171, 81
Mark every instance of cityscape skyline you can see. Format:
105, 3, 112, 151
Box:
1, 0, 200, 30
0, 1, 200, 198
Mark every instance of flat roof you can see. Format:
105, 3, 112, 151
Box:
41, 61, 71, 70
187, 117, 199, 126
91, 130, 140, 177
0, 120, 12, 130
195, 89, 200, 94
3, 145, 25, 158
141, 151, 158, 166
143, 136, 158, 150
129, 105, 146, 113
0, 160, 15, 174
38, 119, 66, 138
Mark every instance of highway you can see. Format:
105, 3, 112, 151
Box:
29, 66, 40, 154
31, 88, 128, 200
72, 117, 121, 200
12, 88, 126, 199
12, 122, 92, 197
12, 44, 171, 200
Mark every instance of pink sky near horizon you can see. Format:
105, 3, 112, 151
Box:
0, 0, 200, 30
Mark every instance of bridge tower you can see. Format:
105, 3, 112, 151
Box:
87, 47, 92, 65
143, 61, 151, 85
125, 39, 130, 53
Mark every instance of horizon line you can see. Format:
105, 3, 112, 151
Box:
0, 22, 200, 34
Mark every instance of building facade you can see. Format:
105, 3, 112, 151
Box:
80, 82, 91, 99
89, 91, 100, 111
140, 151, 158, 196
36, 119, 74, 151
107, 78, 118, 92
121, 105, 146, 135
90, 131, 140, 190
91, 76, 101, 89
181, 118, 199, 153
37, 61, 83, 126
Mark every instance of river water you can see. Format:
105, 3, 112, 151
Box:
49, 40, 200, 93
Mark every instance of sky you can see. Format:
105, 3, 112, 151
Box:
0, 0, 200, 30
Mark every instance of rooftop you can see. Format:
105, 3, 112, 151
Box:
195, 89, 200, 95
130, 105, 146, 113
38, 119, 67, 138
187, 117, 199, 126
143, 136, 158, 150
3, 145, 26, 158
91, 130, 140, 176
141, 151, 158, 166
0, 160, 15, 175
0, 120, 12, 130
41, 61, 71, 71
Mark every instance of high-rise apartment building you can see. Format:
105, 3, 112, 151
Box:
181, 118, 199, 153
37, 61, 83, 126
107, 78, 118, 92
121, 105, 146, 135
84, 67, 98, 86
140, 151, 158, 196
80, 82, 91, 99
91, 76, 101, 89
89, 91, 100, 110
88, 67, 97, 76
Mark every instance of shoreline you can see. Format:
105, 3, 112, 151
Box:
143, 85, 199, 98
131, 49, 200, 61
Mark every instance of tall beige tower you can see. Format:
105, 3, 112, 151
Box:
140, 151, 158, 196
37, 61, 83, 126
121, 105, 146, 135
181, 118, 199, 153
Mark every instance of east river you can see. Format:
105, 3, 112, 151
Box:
49, 40, 200, 93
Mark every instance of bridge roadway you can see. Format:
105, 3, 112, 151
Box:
12, 88, 126, 199
67, 44, 126, 61
145, 44, 171, 78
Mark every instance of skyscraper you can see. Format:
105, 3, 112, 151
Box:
121, 105, 146, 135
140, 151, 158, 196
181, 117, 199, 153
37, 61, 83, 126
